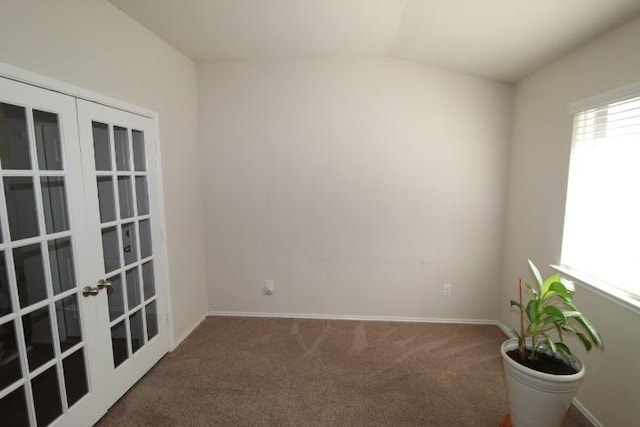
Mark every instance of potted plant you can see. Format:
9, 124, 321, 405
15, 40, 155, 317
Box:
500, 260, 604, 427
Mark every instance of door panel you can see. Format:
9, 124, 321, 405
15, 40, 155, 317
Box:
0, 77, 102, 427
77, 100, 168, 407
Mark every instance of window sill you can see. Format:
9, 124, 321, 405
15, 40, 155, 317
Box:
551, 265, 640, 316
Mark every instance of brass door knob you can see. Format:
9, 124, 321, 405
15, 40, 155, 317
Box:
82, 286, 100, 297
97, 279, 112, 290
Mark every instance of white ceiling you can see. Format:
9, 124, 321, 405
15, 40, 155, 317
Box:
109, 0, 640, 82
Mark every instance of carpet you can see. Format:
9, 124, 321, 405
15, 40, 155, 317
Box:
96, 317, 592, 426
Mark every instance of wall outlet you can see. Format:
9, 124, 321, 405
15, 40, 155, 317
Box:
263, 279, 274, 296
443, 284, 453, 297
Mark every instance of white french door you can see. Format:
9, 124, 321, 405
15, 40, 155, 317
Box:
76, 99, 168, 409
0, 77, 169, 426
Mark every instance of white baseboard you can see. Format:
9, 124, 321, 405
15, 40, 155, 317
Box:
171, 314, 206, 351
208, 310, 499, 326
572, 398, 603, 427
497, 322, 516, 338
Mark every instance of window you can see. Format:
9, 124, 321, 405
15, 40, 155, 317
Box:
560, 91, 640, 304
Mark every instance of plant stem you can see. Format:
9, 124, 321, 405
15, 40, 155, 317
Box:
519, 278, 525, 359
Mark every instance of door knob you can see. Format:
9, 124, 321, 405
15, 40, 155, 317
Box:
97, 279, 112, 290
82, 286, 100, 297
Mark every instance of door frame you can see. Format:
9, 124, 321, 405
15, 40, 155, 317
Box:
0, 62, 175, 350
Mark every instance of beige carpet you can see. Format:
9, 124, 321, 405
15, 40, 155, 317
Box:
96, 317, 592, 426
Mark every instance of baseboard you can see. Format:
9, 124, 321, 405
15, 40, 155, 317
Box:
171, 314, 206, 351
208, 310, 499, 326
497, 322, 516, 338
572, 398, 603, 427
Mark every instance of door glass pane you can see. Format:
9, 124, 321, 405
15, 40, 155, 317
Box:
145, 301, 158, 340
107, 274, 124, 321
0, 321, 22, 389
23, 307, 54, 372
122, 223, 137, 266
0, 103, 31, 170
34, 110, 63, 170
62, 349, 88, 407
132, 130, 146, 171
111, 321, 128, 368
118, 177, 134, 219
49, 238, 75, 295
130, 310, 143, 354
126, 267, 140, 310
114, 126, 130, 171
62, 349, 89, 407
14, 244, 47, 308
92, 121, 111, 171
97, 177, 116, 223
0, 252, 12, 316
0, 386, 29, 427
41, 176, 70, 233
135, 177, 149, 216
139, 219, 152, 259
101, 227, 120, 273
32, 365, 62, 427
142, 261, 155, 300
55, 295, 81, 352
5, 177, 40, 240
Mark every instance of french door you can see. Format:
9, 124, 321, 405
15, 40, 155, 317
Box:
0, 77, 169, 426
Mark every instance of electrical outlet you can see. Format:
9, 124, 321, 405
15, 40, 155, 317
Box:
264, 279, 274, 296
443, 284, 452, 297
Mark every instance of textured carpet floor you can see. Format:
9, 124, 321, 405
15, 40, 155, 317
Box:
96, 317, 592, 426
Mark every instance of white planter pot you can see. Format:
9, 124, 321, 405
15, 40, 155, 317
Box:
501, 338, 585, 427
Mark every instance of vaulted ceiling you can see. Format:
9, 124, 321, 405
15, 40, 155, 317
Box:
109, 0, 640, 82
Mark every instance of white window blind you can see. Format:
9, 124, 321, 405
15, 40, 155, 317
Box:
561, 94, 640, 301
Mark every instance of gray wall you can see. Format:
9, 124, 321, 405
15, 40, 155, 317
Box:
199, 58, 513, 321
501, 15, 640, 426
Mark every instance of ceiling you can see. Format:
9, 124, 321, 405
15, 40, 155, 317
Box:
109, 0, 640, 82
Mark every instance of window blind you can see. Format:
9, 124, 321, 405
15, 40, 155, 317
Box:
561, 94, 640, 301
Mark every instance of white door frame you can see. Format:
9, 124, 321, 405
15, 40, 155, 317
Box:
0, 62, 176, 350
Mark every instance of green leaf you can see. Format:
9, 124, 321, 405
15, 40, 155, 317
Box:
544, 280, 573, 300
525, 300, 539, 323
574, 316, 604, 349
543, 305, 566, 322
561, 310, 581, 318
554, 342, 574, 363
542, 333, 557, 354
541, 274, 563, 297
575, 332, 593, 352
554, 323, 564, 341
528, 259, 543, 290
555, 342, 572, 355
556, 295, 577, 309
510, 300, 522, 309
